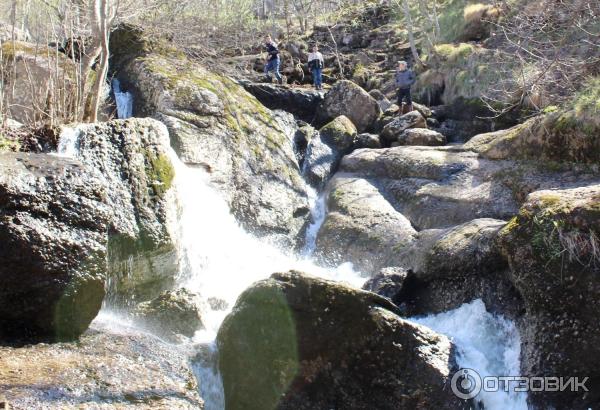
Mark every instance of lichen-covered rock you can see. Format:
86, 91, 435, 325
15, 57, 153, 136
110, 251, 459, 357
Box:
380, 111, 427, 143
0, 153, 111, 341
315, 176, 416, 273
465, 109, 600, 164
316, 80, 381, 132
0, 322, 203, 409
133, 288, 203, 342
60, 119, 179, 303
217, 270, 461, 410
302, 116, 357, 189
110, 26, 310, 248
398, 128, 447, 146
499, 185, 600, 409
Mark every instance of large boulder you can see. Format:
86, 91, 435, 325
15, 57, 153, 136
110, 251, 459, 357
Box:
0, 322, 203, 408
217, 271, 462, 410
241, 82, 324, 122
133, 288, 204, 342
499, 185, 600, 409
465, 109, 600, 164
60, 119, 179, 303
394, 218, 523, 317
338, 145, 600, 230
315, 176, 416, 273
380, 111, 427, 143
110, 26, 310, 248
316, 80, 381, 132
302, 115, 357, 189
0, 153, 111, 341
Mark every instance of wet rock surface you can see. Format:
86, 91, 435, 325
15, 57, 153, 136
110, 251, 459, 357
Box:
0, 321, 203, 409
63, 119, 179, 302
218, 270, 462, 410
132, 288, 204, 342
0, 152, 111, 342
110, 27, 310, 249
315, 175, 416, 274
302, 115, 357, 189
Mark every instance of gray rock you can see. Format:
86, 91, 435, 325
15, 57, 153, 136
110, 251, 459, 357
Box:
362, 267, 408, 301
111, 27, 310, 248
218, 270, 461, 410
241, 82, 324, 122
302, 116, 357, 189
317, 80, 381, 132
398, 128, 447, 146
500, 185, 600, 409
0, 324, 203, 408
133, 288, 204, 341
380, 111, 427, 143
315, 176, 416, 273
356, 133, 382, 149
0, 152, 111, 341
61, 119, 179, 302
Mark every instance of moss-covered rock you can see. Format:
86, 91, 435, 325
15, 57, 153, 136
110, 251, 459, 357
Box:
217, 270, 462, 410
466, 103, 600, 164
302, 116, 358, 189
110, 25, 310, 249
499, 185, 600, 409
60, 119, 179, 303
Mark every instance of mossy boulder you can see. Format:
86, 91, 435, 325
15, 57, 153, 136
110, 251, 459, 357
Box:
499, 185, 600, 409
302, 116, 358, 189
110, 25, 310, 249
380, 111, 427, 143
319, 115, 357, 151
466, 98, 600, 164
60, 119, 179, 303
0, 152, 111, 342
217, 270, 462, 410
316, 80, 381, 132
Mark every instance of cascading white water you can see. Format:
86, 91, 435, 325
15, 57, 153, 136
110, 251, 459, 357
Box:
112, 79, 133, 119
301, 186, 327, 256
412, 299, 528, 410
57, 124, 528, 410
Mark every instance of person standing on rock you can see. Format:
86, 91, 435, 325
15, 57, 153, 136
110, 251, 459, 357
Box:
264, 35, 283, 85
308, 44, 325, 90
395, 61, 416, 114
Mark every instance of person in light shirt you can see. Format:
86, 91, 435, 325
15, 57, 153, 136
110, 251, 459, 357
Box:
307, 44, 325, 90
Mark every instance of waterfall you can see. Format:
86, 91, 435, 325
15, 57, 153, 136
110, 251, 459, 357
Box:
301, 186, 327, 256
412, 299, 528, 410
112, 79, 133, 119
56, 126, 528, 410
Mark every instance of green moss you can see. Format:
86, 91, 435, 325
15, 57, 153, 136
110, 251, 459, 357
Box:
145, 151, 175, 197
0, 133, 20, 152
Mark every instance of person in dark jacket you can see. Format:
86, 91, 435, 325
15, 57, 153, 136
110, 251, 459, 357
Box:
395, 61, 416, 113
264, 35, 283, 84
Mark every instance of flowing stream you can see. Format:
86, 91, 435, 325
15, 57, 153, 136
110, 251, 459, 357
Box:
112, 79, 133, 119
57, 119, 529, 409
